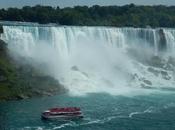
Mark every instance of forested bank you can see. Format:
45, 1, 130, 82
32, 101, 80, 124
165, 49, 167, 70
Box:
0, 4, 175, 27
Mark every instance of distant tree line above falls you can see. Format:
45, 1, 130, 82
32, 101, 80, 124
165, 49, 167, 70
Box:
1, 4, 175, 27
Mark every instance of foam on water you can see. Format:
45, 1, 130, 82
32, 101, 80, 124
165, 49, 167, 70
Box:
129, 106, 156, 118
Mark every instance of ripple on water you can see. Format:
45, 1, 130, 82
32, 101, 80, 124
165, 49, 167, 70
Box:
129, 106, 157, 118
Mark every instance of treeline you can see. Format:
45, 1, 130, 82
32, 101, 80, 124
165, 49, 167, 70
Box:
0, 4, 175, 27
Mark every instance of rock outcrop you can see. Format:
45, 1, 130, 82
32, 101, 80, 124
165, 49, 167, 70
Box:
0, 25, 3, 34
158, 29, 167, 52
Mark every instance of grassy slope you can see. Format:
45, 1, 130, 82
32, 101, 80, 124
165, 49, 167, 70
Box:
0, 37, 65, 101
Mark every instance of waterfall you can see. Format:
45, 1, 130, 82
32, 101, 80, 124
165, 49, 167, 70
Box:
1, 25, 175, 95
2, 26, 175, 55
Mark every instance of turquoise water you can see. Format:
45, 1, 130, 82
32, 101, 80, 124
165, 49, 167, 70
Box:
1, 92, 175, 130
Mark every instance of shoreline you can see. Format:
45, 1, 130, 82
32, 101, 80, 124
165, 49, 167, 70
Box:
0, 21, 174, 29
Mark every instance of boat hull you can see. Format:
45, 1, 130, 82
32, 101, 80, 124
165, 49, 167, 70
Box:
41, 114, 83, 120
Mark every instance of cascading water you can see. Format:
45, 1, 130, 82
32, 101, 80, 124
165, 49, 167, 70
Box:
1, 25, 175, 96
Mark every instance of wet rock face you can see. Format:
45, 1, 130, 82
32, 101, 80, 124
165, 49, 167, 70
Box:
0, 27, 7, 55
161, 71, 171, 80
0, 25, 3, 34
149, 56, 164, 68
143, 79, 152, 86
158, 29, 167, 52
168, 57, 175, 66
0, 39, 7, 52
147, 67, 159, 76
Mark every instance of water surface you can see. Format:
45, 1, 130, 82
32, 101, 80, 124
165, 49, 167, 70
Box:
1, 92, 175, 130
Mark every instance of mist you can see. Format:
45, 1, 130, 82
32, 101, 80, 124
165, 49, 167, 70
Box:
2, 26, 175, 96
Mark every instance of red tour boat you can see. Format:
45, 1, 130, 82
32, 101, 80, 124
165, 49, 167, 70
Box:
41, 107, 83, 120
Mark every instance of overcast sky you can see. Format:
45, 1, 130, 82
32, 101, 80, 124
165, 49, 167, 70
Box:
0, 0, 175, 9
